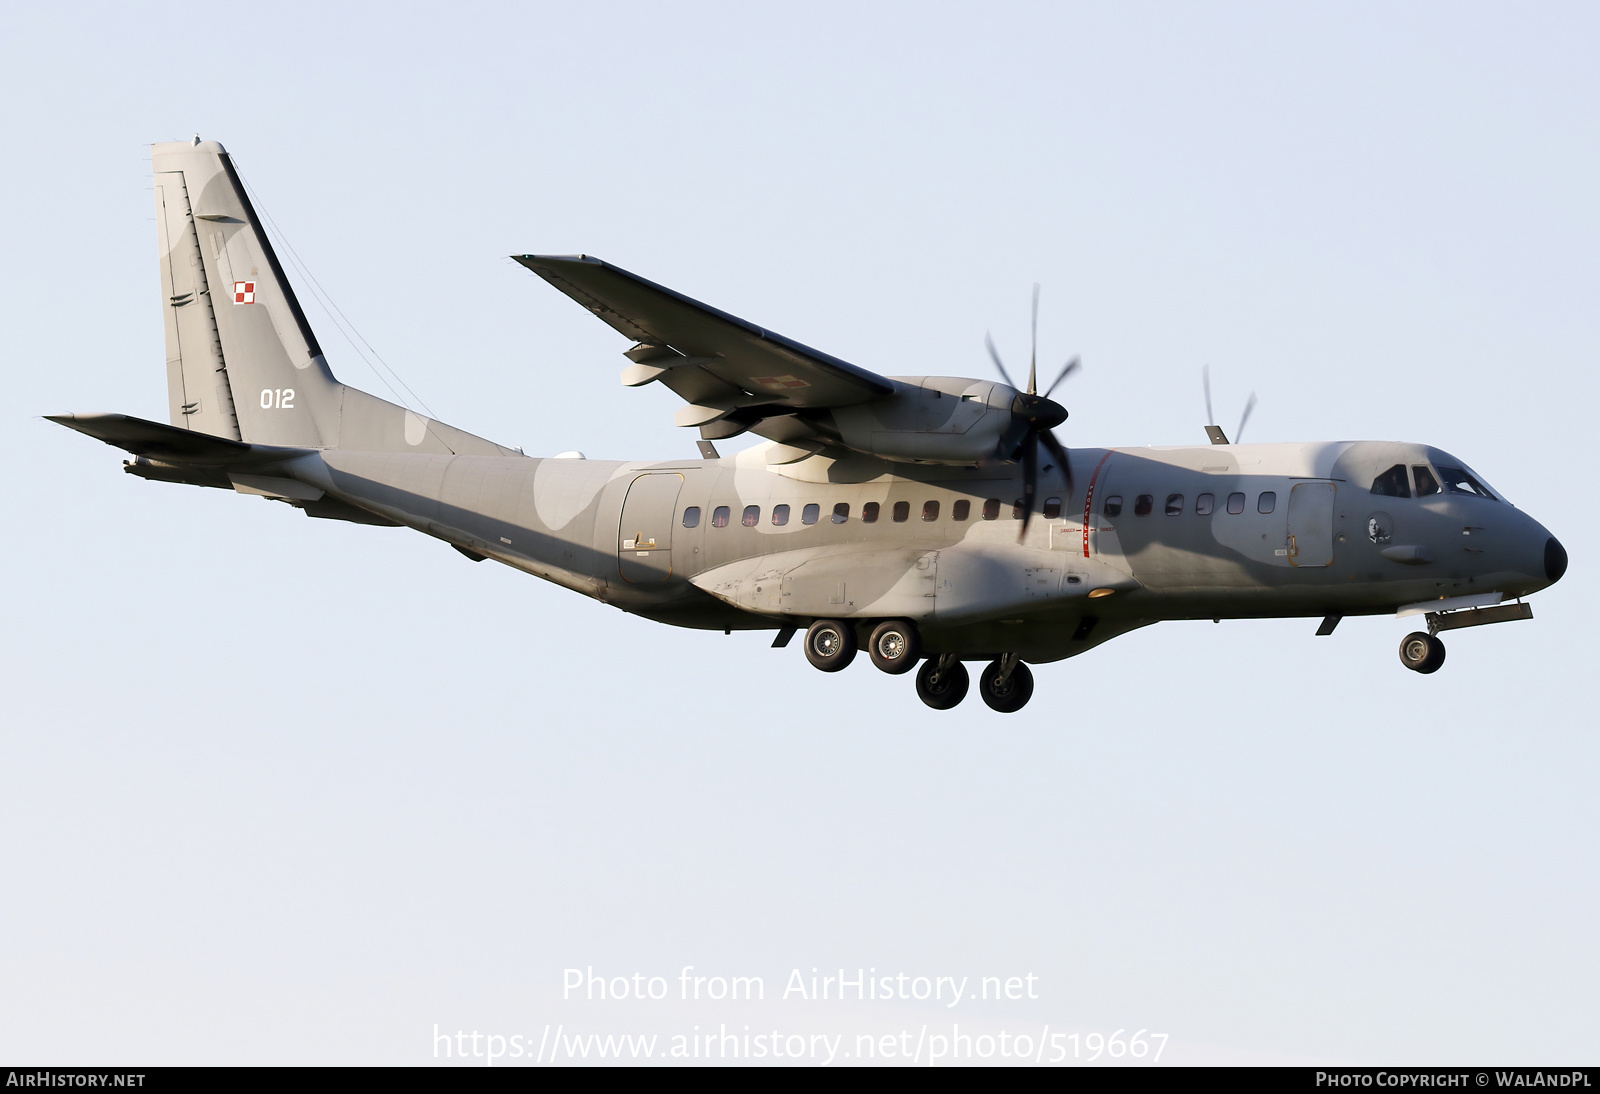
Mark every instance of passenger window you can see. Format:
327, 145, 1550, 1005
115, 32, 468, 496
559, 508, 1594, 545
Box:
801, 503, 820, 525
832, 502, 850, 524
771, 504, 790, 526
982, 498, 1001, 520
1257, 491, 1276, 514
892, 501, 910, 522
1413, 466, 1439, 497
1370, 463, 1411, 498
1437, 466, 1494, 499
1226, 492, 1245, 514
682, 506, 701, 528
742, 505, 760, 527
712, 505, 730, 528
1165, 493, 1184, 516
1195, 493, 1214, 515
1012, 499, 1025, 519
1134, 494, 1153, 516
1103, 495, 1123, 517
1043, 497, 1062, 519
952, 499, 971, 521
862, 502, 880, 523
923, 500, 940, 521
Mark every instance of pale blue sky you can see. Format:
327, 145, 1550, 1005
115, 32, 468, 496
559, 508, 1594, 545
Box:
2, 0, 1595, 1064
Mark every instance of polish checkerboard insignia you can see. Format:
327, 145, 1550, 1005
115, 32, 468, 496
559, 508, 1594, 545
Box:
233, 281, 256, 304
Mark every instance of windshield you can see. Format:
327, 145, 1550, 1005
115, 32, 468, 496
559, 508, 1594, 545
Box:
1436, 465, 1496, 500
1427, 450, 1502, 501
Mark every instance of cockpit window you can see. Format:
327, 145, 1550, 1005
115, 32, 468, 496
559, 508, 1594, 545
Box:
1370, 464, 1411, 498
1436, 466, 1495, 499
1413, 465, 1440, 497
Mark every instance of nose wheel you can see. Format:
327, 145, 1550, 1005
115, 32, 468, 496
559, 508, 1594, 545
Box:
1398, 631, 1446, 674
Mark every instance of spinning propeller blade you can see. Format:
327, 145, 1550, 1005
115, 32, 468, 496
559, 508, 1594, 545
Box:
1236, 392, 1258, 445
987, 287, 1081, 539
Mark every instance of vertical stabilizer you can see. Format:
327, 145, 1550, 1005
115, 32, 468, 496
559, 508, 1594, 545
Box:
149, 138, 515, 459
153, 138, 338, 448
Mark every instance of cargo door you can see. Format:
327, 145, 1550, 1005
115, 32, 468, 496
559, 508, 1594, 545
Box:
1287, 481, 1336, 567
618, 474, 684, 583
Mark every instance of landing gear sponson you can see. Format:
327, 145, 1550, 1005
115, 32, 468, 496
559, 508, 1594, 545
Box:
803, 618, 1037, 713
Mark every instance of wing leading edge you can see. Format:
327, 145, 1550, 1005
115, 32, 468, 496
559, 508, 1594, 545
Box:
513, 254, 897, 445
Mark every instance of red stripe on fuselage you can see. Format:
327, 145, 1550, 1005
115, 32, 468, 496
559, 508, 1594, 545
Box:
1081, 450, 1117, 558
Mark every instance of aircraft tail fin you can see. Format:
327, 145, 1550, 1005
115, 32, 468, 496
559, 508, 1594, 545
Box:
153, 138, 339, 448
151, 138, 515, 457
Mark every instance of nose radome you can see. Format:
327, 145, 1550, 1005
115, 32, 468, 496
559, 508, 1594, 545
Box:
1545, 537, 1568, 583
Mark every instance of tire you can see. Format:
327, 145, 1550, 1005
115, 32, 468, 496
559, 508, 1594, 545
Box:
915, 659, 969, 710
979, 659, 1034, 713
1398, 631, 1446, 674
804, 619, 857, 672
868, 619, 922, 674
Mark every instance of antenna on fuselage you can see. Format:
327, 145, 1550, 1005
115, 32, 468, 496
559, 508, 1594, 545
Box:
1202, 365, 1257, 445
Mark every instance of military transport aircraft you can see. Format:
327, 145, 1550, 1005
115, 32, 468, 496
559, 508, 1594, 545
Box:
49, 138, 1568, 712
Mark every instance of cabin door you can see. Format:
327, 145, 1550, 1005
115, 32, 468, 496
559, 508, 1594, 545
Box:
618, 473, 684, 583
1287, 481, 1337, 567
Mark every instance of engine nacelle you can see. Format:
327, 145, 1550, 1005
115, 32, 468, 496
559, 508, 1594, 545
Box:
825, 376, 1022, 466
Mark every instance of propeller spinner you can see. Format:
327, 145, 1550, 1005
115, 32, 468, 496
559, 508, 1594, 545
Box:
985, 284, 1081, 538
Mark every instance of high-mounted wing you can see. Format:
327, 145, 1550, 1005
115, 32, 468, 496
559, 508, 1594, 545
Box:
514, 254, 896, 441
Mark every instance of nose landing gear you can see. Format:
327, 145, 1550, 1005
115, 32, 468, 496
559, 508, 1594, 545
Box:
1398, 631, 1446, 674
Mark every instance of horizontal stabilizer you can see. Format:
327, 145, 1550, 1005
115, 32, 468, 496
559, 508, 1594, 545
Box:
46, 413, 310, 465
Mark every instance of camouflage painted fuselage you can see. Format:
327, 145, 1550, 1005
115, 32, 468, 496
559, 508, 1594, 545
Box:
297, 436, 1559, 664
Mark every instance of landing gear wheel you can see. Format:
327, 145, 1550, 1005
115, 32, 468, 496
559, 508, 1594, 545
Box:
868, 620, 922, 674
979, 658, 1034, 713
804, 619, 857, 672
1398, 631, 1446, 674
916, 657, 969, 710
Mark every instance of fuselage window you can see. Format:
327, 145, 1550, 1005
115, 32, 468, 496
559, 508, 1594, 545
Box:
1012, 499, 1026, 519
1103, 495, 1123, 517
1437, 466, 1494, 499
1165, 493, 1184, 516
923, 500, 940, 521
862, 502, 880, 523
771, 503, 790, 526
893, 501, 910, 522
952, 499, 971, 521
1257, 491, 1276, 514
1043, 497, 1062, 519
1370, 464, 1411, 498
801, 503, 820, 525
982, 498, 1001, 520
682, 506, 701, 528
1226, 492, 1245, 514
742, 505, 760, 527
1134, 494, 1153, 516
1195, 493, 1214, 515
1413, 466, 1440, 497
712, 505, 730, 528
832, 502, 850, 524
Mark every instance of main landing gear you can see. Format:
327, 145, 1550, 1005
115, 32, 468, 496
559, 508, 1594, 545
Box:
803, 618, 1036, 713
1398, 631, 1446, 674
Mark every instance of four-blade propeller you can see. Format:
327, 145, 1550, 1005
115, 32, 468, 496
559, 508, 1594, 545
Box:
986, 284, 1080, 538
